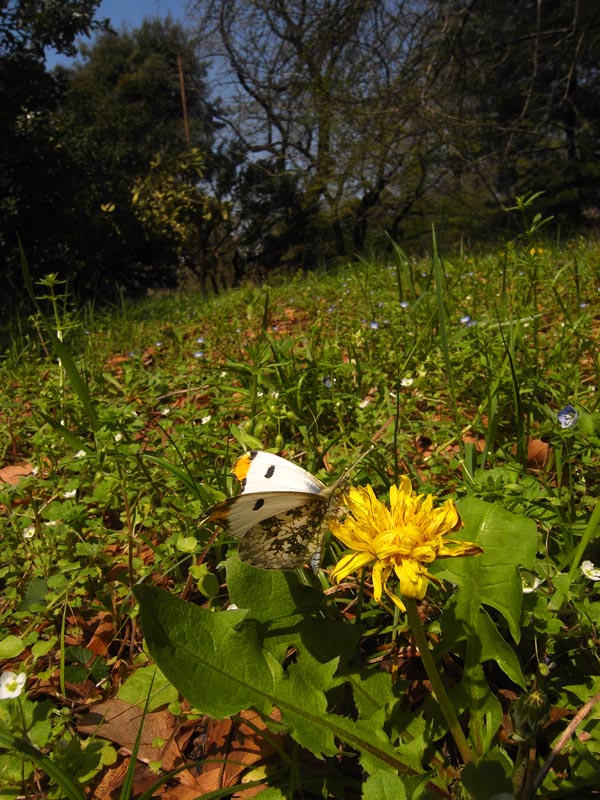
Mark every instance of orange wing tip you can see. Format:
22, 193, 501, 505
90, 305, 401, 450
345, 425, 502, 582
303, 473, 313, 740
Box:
231, 451, 257, 487
205, 501, 231, 525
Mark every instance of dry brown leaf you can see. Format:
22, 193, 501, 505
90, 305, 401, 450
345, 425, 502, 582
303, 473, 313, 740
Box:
78, 698, 183, 771
163, 710, 285, 799
105, 354, 131, 366
92, 757, 130, 800
141, 347, 156, 368
462, 431, 486, 452
0, 462, 33, 484
527, 438, 550, 468
92, 756, 158, 800
87, 616, 116, 657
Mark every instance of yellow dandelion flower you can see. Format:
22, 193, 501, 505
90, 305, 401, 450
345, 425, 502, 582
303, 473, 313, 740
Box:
330, 478, 482, 611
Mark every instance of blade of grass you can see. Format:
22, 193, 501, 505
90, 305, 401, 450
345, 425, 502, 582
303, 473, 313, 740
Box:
432, 228, 460, 434
19, 239, 99, 432
566, 497, 600, 585
496, 318, 526, 465
119, 669, 157, 800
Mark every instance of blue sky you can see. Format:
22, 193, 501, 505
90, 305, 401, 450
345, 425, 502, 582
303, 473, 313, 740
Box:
46, 0, 189, 67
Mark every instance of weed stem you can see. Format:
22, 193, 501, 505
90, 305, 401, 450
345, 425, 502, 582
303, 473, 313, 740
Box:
404, 596, 476, 766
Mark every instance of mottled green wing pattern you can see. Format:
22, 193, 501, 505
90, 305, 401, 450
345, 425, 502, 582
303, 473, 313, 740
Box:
237, 492, 339, 569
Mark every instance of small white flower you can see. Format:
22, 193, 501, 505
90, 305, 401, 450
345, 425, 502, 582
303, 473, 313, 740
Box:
32, 466, 39, 476
581, 560, 600, 581
0, 671, 27, 699
114, 433, 123, 442
45, 519, 59, 527
201, 415, 212, 425
23, 525, 36, 539
63, 489, 76, 499
358, 398, 371, 409
522, 576, 542, 594
401, 377, 414, 387
75, 450, 87, 459
226, 603, 239, 611
161, 407, 170, 416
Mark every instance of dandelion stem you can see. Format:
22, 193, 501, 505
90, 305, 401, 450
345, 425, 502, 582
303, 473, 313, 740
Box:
404, 596, 476, 765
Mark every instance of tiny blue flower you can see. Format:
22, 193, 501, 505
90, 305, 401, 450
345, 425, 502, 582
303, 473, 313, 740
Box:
369, 321, 379, 330
328, 304, 337, 312
196, 336, 205, 344
399, 301, 409, 309
323, 376, 334, 389
557, 405, 578, 429
460, 315, 471, 325
193, 350, 205, 359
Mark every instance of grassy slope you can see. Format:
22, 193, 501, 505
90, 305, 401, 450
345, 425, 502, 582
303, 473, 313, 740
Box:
1, 237, 599, 797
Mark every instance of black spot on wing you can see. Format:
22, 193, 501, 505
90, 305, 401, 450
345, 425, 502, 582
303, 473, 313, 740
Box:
265, 464, 275, 479
253, 498, 265, 511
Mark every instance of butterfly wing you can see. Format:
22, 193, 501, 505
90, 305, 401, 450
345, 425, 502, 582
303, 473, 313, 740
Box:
204, 450, 339, 569
232, 450, 326, 494
206, 490, 328, 539
237, 493, 337, 569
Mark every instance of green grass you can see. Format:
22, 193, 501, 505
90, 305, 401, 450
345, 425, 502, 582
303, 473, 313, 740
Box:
1, 235, 600, 799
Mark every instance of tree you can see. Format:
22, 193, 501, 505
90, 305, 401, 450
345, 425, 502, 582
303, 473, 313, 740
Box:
2, 16, 221, 305
53, 17, 221, 296
191, 0, 444, 264
0, 0, 107, 309
131, 147, 232, 293
423, 0, 600, 227
1, 0, 104, 58
191, 0, 600, 259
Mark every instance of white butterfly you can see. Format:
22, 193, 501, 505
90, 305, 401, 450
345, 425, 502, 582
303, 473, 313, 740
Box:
204, 450, 352, 570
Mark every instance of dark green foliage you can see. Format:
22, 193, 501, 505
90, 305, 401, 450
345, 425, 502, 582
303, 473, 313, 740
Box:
235, 159, 325, 273
4, 0, 600, 307
1, 14, 219, 315
1, 0, 105, 315
0, 0, 103, 58
433, 0, 600, 228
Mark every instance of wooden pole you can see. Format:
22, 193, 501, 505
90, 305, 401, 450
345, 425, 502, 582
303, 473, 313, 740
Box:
177, 52, 190, 145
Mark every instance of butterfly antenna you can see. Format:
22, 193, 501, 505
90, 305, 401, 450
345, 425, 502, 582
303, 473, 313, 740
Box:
334, 443, 375, 488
